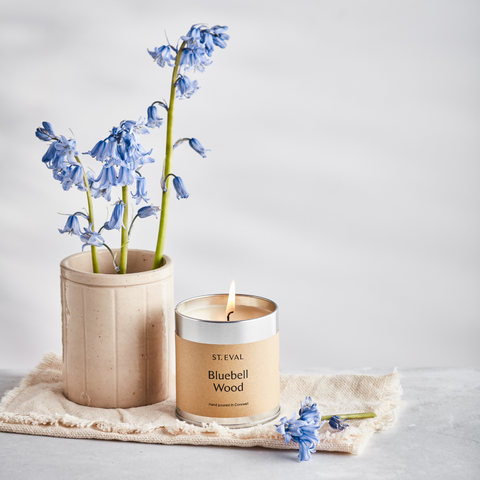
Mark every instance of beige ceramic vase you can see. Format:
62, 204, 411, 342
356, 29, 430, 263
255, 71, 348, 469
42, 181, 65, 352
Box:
60, 249, 174, 408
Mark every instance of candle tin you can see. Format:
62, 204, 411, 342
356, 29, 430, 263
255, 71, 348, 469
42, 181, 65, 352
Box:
175, 294, 280, 428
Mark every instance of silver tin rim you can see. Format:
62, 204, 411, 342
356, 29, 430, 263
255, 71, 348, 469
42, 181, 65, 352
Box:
175, 294, 278, 345
176, 405, 281, 429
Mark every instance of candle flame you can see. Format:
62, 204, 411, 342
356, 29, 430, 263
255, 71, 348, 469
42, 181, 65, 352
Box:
226, 280, 235, 316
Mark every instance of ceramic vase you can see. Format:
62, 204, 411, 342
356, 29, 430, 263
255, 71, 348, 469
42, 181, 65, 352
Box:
60, 249, 174, 408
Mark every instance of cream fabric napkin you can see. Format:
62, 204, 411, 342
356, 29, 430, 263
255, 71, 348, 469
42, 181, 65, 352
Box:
0, 352, 402, 455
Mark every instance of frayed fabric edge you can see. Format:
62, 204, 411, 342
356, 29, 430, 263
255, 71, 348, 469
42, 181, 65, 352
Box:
0, 351, 60, 413
0, 353, 402, 454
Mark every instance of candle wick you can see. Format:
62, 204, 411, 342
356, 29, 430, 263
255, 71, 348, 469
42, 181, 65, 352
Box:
227, 311, 234, 321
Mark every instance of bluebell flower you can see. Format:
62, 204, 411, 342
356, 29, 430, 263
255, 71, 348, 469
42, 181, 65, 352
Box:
148, 45, 177, 67
179, 47, 212, 72
103, 200, 125, 231
54, 135, 78, 164
59, 164, 86, 192
173, 137, 209, 157
200, 30, 216, 57
116, 166, 136, 187
80, 224, 105, 250
35, 122, 57, 141
276, 397, 325, 462
298, 439, 317, 462
209, 25, 230, 48
131, 176, 150, 204
87, 117, 154, 172
41, 142, 65, 171
138, 205, 161, 219
181, 24, 205, 47
175, 75, 199, 99
146, 105, 163, 128
275, 412, 306, 444
172, 176, 189, 199
89, 166, 117, 201
58, 213, 88, 236
189, 138, 208, 157
86, 139, 113, 163
329, 416, 349, 431
299, 396, 321, 423
121, 117, 150, 136
201, 26, 230, 55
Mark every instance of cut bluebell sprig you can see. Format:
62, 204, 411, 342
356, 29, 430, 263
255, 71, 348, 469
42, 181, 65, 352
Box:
277, 397, 377, 462
36, 23, 230, 274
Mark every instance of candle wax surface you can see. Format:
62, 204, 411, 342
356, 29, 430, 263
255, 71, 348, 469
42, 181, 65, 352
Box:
184, 305, 271, 322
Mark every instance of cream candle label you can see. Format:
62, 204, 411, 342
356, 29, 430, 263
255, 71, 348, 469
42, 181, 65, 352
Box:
175, 332, 279, 419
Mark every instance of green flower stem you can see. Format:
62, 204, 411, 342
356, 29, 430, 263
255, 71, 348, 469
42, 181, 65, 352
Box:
128, 214, 139, 237
119, 185, 129, 274
75, 155, 99, 273
321, 412, 377, 421
103, 243, 120, 272
152, 41, 187, 270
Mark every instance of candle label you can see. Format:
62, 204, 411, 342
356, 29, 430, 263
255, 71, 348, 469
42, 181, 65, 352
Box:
175, 332, 279, 419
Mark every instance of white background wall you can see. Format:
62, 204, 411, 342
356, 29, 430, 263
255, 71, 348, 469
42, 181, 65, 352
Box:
0, 0, 479, 369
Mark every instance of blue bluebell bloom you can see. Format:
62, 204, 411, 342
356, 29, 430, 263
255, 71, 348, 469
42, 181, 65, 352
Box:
209, 25, 230, 48
116, 166, 136, 187
181, 24, 205, 47
35, 122, 57, 142
299, 396, 321, 423
175, 75, 199, 99
275, 412, 306, 444
59, 164, 86, 192
189, 138, 208, 157
103, 200, 126, 231
58, 213, 88, 236
80, 224, 105, 250
329, 416, 349, 431
173, 137, 208, 157
298, 439, 317, 462
87, 139, 113, 163
131, 176, 150, 204
87, 117, 154, 173
146, 105, 163, 128
276, 397, 325, 462
88, 166, 117, 201
179, 47, 212, 72
54, 135, 78, 164
41, 142, 65, 171
148, 45, 177, 67
138, 205, 161, 219
172, 176, 189, 199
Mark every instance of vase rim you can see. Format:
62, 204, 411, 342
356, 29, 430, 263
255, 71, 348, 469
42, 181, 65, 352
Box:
60, 249, 173, 287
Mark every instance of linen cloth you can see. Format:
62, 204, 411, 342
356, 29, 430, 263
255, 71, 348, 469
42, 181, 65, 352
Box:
0, 352, 402, 455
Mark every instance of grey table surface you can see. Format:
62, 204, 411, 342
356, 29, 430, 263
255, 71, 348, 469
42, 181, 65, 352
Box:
0, 367, 479, 480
